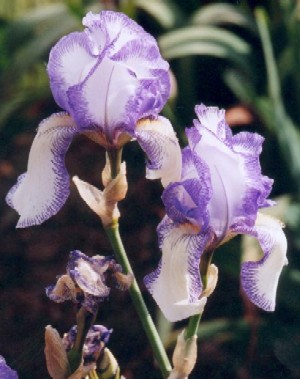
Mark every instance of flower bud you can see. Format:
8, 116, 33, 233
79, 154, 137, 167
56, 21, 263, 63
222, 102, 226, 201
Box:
168, 330, 197, 379
73, 161, 128, 226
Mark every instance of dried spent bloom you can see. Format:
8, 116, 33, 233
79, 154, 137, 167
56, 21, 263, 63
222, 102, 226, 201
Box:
46, 250, 132, 314
63, 325, 112, 370
144, 104, 288, 322
6, 10, 181, 228
0, 355, 18, 379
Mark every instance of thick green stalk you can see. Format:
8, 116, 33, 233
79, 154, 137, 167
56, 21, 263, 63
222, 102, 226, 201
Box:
105, 224, 172, 378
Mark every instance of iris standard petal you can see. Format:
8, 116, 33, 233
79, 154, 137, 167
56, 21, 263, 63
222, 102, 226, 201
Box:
162, 147, 211, 227
68, 57, 139, 140
187, 124, 246, 238
83, 11, 151, 56
47, 32, 97, 112
135, 116, 182, 187
144, 219, 212, 322
240, 213, 288, 311
188, 104, 273, 238
6, 113, 78, 228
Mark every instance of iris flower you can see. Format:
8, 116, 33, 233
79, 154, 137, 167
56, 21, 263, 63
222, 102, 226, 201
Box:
6, 11, 181, 228
144, 104, 288, 322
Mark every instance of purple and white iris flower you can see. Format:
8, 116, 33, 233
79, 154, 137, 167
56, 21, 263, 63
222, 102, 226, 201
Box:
0, 356, 18, 379
46, 250, 132, 314
6, 11, 181, 228
145, 104, 288, 322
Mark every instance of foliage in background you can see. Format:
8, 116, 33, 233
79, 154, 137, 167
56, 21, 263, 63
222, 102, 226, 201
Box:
1, 0, 300, 378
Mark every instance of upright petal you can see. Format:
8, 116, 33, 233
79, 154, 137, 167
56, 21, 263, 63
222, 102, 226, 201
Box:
188, 104, 274, 238
161, 147, 211, 228
68, 57, 140, 140
135, 116, 182, 187
47, 32, 97, 112
240, 213, 288, 311
144, 219, 212, 322
6, 113, 78, 227
83, 11, 153, 56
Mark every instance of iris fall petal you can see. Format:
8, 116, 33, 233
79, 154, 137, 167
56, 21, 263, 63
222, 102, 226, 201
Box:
240, 213, 288, 311
6, 113, 78, 228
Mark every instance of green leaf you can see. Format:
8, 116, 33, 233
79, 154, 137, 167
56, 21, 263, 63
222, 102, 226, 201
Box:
135, 0, 183, 29
191, 3, 256, 33
159, 26, 251, 71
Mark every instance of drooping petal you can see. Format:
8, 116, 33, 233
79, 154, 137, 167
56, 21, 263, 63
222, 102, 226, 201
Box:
46, 274, 77, 303
6, 113, 79, 228
47, 32, 97, 112
135, 116, 182, 187
240, 213, 288, 311
144, 219, 212, 322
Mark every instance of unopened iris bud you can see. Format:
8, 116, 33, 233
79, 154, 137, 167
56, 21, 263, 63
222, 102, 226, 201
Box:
168, 330, 197, 379
45, 325, 83, 379
73, 160, 128, 226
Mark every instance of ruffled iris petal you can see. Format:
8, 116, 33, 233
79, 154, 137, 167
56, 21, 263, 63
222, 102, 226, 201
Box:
135, 116, 182, 187
144, 218, 212, 322
68, 57, 139, 139
240, 213, 288, 311
83, 11, 151, 55
188, 104, 274, 238
6, 113, 78, 228
47, 32, 97, 112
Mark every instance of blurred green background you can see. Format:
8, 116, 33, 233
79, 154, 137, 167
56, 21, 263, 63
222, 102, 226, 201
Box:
1, 0, 300, 378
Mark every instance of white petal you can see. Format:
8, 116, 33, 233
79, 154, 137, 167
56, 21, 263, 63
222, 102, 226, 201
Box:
241, 213, 288, 311
68, 57, 139, 139
47, 32, 97, 112
135, 116, 182, 187
6, 113, 78, 228
144, 222, 208, 322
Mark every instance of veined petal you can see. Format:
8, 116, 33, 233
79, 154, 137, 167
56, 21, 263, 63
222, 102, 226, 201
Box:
83, 11, 152, 56
240, 213, 288, 311
187, 124, 246, 238
68, 57, 139, 140
135, 116, 182, 187
194, 103, 228, 140
6, 113, 78, 228
144, 220, 211, 322
47, 32, 97, 112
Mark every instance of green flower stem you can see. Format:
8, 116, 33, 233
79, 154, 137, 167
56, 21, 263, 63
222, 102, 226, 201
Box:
185, 249, 214, 340
105, 224, 172, 378
107, 149, 123, 179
